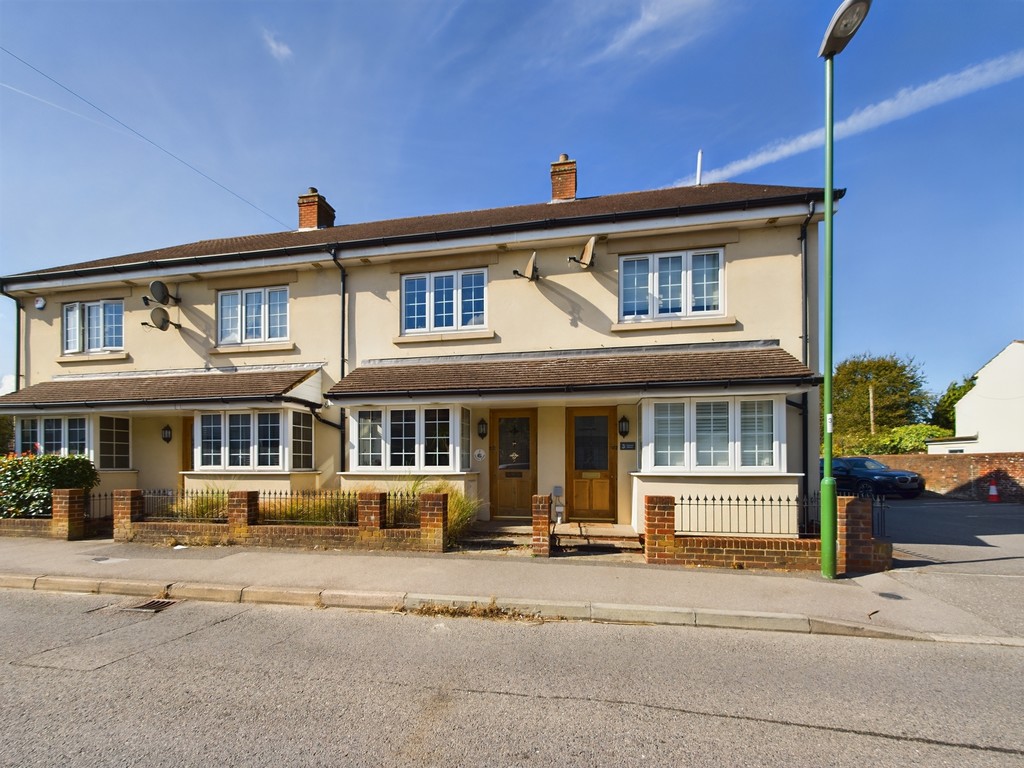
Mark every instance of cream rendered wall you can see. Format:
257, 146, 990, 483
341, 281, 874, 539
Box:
955, 342, 1024, 453
132, 415, 183, 490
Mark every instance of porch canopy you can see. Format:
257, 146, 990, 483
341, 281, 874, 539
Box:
326, 342, 818, 403
0, 366, 324, 412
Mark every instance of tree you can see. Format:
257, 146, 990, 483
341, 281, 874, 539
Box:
931, 375, 975, 431
830, 354, 933, 450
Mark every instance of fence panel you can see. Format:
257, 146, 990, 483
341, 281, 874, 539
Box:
257, 490, 359, 526
677, 495, 814, 537
142, 489, 229, 523
386, 491, 420, 529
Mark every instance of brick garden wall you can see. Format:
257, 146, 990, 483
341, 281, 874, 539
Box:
869, 452, 1024, 503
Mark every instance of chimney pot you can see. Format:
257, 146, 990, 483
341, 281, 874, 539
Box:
297, 187, 336, 230
550, 154, 577, 203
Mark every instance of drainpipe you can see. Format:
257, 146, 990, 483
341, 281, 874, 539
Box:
797, 201, 817, 501
330, 248, 347, 470
0, 282, 22, 392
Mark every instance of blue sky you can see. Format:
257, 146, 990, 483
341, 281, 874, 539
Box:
1, 0, 1022, 400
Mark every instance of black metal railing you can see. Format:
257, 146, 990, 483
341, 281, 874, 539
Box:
257, 490, 359, 526
86, 491, 114, 520
676, 495, 816, 536
385, 491, 420, 529
142, 489, 229, 523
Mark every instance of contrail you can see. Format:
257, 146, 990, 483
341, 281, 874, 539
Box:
677, 49, 1024, 186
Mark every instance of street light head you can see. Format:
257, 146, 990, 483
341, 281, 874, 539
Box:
819, 0, 871, 58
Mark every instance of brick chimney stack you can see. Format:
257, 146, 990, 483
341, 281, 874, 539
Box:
550, 153, 577, 202
297, 187, 336, 230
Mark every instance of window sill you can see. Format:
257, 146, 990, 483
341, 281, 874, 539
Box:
183, 469, 292, 476
610, 315, 736, 333
631, 471, 802, 478
210, 341, 295, 355
58, 351, 130, 364
339, 469, 472, 476
393, 329, 495, 345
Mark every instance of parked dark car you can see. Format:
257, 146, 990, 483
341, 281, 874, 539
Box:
820, 457, 925, 499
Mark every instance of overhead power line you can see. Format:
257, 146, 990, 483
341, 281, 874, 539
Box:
0, 46, 290, 230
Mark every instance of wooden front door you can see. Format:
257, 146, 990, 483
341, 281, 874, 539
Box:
566, 407, 616, 522
489, 409, 537, 519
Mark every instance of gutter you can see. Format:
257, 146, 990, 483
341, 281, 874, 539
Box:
797, 200, 817, 500
0, 282, 21, 392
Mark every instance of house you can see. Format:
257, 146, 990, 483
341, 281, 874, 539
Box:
0, 155, 831, 533
927, 340, 1024, 454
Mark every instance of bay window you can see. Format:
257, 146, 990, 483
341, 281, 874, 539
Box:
196, 410, 305, 470
17, 417, 88, 456
352, 406, 470, 471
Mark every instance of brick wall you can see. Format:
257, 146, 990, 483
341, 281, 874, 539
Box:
532, 495, 552, 556
644, 495, 890, 575
869, 452, 1024, 502
0, 517, 52, 538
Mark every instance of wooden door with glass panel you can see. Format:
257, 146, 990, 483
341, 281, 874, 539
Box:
489, 409, 537, 519
566, 407, 616, 522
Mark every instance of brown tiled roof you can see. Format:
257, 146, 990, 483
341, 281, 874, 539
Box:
0, 368, 320, 410
327, 344, 816, 401
8, 182, 832, 281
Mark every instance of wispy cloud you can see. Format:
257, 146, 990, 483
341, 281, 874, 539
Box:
262, 29, 293, 62
677, 49, 1024, 185
589, 0, 718, 64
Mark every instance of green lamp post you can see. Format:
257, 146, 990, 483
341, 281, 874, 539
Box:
819, 0, 871, 579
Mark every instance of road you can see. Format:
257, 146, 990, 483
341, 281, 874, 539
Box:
1, 589, 1021, 767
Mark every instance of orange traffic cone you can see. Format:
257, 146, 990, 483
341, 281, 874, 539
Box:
987, 482, 1001, 503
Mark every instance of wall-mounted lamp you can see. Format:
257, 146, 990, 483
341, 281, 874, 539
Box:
161, 425, 172, 443
618, 415, 630, 438
477, 418, 488, 439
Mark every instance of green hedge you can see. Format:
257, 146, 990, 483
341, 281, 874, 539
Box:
0, 454, 100, 518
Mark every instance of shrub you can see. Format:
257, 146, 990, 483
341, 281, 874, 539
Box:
0, 454, 100, 518
422, 480, 482, 547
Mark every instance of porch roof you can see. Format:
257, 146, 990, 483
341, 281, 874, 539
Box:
0, 367, 322, 411
327, 343, 817, 402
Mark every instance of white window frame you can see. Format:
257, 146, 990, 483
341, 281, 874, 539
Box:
194, 410, 303, 471
98, 415, 131, 470
640, 395, 783, 473
400, 268, 488, 335
618, 249, 723, 322
61, 300, 124, 354
350, 406, 471, 472
217, 286, 289, 345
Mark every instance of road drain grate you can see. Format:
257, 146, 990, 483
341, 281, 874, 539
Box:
123, 599, 178, 613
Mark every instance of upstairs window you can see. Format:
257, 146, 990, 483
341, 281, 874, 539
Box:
619, 250, 722, 321
62, 300, 124, 354
401, 269, 487, 334
218, 287, 288, 344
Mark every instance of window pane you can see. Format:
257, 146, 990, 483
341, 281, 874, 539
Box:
99, 416, 130, 470
103, 301, 123, 348
460, 271, 485, 327
389, 409, 416, 467
267, 289, 288, 339
657, 255, 683, 314
357, 410, 382, 467
67, 418, 87, 455
403, 277, 427, 332
219, 293, 240, 344
432, 274, 455, 329
740, 400, 774, 467
621, 259, 650, 317
460, 408, 471, 471
43, 418, 63, 454
200, 415, 222, 467
691, 252, 720, 312
243, 291, 263, 341
654, 403, 686, 467
292, 412, 313, 470
63, 304, 81, 354
257, 413, 280, 467
19, 418, 39, 455
228, 414, 251, 467
424, 408, 450, 468
574, 415, 608, 471
695, 401, 730, 467
85, 304, 102, 350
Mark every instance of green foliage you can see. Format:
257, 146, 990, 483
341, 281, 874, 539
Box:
423, 480, 483, 547
257, 491, 358, 525
837, 424, 953, 456
931, 375, 975, 430
0, 454, 100, 518
0, 415, 13, 455
167, 491, 228, 521
827, 353, 934, 452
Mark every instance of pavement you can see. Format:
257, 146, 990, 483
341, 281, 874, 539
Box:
2, 505, 1023, 647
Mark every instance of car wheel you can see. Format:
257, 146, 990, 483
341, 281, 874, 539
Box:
855, 480, 874, 498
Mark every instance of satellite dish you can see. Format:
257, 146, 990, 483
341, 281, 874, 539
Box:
513, 251, 540, 281
568, 236, 596, 268
142, 280, 180, 306
142, 306, 181, 332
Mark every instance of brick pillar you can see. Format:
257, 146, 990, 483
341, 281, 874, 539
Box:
113, 489, 144, 542
228, 490, 258, 542
532, 494, 552, 557
418, 492, 448, 552
644, 495, 676, 564
837, 496, 877, 575
51, 488, 86, 541
358, 492, 386, 531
